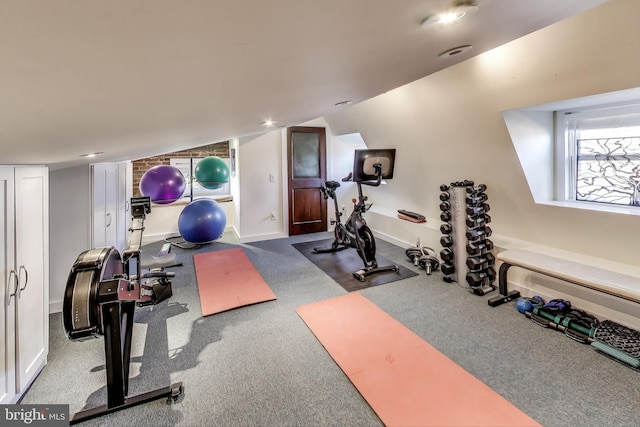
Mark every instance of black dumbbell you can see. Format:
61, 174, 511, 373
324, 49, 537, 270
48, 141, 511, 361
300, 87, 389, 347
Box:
441, 263, 455, 275
466, 253, 496, 270
466, 184, 487, 194
466, 274, 488, 288
440, 211, 451, 222
440, 223, 452, 234
440, 235, 453, 247
466, 214, 491, 228
466, 226, 492, 241
466, 239, 494, 255
466, 193, 488, 205
439, 192, 450, 201
440, 201, 451, 212
440, 248, 454, 263
466, 267, 497, 287
440, 184, 450, 191
466, 203, 490, 216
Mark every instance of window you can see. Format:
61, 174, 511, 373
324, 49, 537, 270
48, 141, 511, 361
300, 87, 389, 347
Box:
170, 157, 231, 200
557, 103, 640, 207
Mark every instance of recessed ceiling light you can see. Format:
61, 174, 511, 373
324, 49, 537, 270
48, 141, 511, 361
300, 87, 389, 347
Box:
261, 120, 276, 127
422, 1, 478, 27
79, 152, 104, 158
335, 100, 352, 107
438, 45, 473, 58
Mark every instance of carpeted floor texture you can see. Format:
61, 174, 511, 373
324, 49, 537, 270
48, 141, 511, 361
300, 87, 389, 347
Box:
21, 231, 640, 427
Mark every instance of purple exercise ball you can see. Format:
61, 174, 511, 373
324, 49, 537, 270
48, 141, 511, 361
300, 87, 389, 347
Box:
139, 165, 186, 204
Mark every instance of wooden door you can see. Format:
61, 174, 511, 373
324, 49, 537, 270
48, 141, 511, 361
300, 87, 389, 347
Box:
14, 166, 48, 394
287, 126, 327, 235
0, 168, 16, 404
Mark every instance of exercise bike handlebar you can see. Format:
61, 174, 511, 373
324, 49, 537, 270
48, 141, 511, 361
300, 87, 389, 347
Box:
360, 173, 382, 187
348, 164, 384, 187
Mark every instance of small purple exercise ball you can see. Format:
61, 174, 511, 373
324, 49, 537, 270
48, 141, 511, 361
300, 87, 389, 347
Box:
139, 165, 186, 204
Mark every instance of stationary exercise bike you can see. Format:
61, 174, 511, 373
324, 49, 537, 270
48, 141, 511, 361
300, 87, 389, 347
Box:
314, 149, 399, 281
63, 196, 182, 424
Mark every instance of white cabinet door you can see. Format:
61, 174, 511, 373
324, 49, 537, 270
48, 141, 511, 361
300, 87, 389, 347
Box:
0, 168, 16, 404
92, 163, 118, 249
14, 167, 48, 394
92, 162, 130, 252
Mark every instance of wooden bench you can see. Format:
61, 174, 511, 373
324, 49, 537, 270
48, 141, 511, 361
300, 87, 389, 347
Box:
487, 249, 640, 307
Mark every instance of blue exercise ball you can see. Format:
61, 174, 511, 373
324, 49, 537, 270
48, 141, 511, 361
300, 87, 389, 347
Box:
178, 199, 227, 243
139, 165, 186, 204
194, 156, 230, 189
516, 298, 533, 314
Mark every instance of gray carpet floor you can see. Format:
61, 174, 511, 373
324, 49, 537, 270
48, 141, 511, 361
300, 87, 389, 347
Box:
22, 231, 640, 426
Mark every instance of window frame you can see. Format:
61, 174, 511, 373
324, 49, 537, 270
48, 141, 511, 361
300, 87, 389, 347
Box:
169, 157, 231, 201
555, 101, 640, 209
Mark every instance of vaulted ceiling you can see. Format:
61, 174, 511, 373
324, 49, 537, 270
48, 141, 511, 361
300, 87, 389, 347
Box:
0, 0, 610, 170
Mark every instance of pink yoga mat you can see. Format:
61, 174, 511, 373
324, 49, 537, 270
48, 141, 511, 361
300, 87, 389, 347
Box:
297, 293, 541, 427
194, 248, 277, 316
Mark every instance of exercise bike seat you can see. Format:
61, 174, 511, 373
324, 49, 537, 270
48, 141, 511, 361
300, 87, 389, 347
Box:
325, 180, 341, 190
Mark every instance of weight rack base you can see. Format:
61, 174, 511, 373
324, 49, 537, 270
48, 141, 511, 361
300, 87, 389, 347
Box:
487, 290, 520, 307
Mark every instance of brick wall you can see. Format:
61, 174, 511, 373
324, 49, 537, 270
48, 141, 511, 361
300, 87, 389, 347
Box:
132, 141, 229, 196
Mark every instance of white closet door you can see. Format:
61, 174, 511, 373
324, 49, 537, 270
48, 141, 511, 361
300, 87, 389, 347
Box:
0, 168, 16, 403
14, 167, 48, 393
92, 163, 119, 249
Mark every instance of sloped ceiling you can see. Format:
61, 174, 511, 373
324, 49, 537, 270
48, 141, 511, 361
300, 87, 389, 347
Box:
0, 0, 609, 170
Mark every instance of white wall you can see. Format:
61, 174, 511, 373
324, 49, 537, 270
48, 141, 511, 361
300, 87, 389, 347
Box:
327, 0, 640, 264
229, 137, 241, 236
236, 130, 285, 241
320, 132, 368, 229
49, 165, 91, 313
323, 0, 640, 326
232, 117, 364, 241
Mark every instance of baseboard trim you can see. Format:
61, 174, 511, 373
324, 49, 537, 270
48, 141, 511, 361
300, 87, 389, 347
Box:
142, 226, 234, 245
237, 231, 288, 244
49, 299, 63, 314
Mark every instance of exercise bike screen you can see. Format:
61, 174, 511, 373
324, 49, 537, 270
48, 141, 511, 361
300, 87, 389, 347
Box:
353, 149, 396, 182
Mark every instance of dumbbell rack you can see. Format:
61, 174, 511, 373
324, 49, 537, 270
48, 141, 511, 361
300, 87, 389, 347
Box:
439, 181, 496, 296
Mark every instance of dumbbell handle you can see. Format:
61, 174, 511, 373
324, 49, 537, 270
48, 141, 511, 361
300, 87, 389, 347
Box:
466, 184, 487, 194
466, 194, 488, 205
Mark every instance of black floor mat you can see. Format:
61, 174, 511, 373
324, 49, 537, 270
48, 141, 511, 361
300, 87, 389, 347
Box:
292, 238, 418, 292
